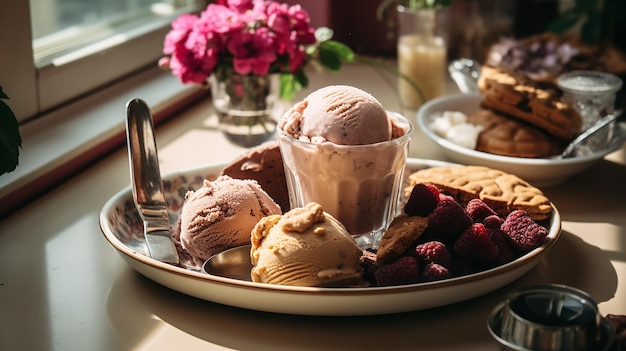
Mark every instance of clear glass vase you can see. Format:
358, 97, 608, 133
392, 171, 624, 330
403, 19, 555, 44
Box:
396, 6, 448, 111
209, 73, 290, 148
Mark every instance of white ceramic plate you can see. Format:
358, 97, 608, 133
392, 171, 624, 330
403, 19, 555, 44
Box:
99, 158, 561, 316
417, 93, 626, 186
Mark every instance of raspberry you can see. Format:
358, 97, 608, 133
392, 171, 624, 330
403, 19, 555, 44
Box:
374, 256, 420, 286
421, 262, 451, 282
413, 241, 452, 268
465, 198, 497, 223
428, 198, 473, 242
404, 183, 440, 216
501, 210, 548, 252
453, 223, 499, 262
483, 214, 504, 229
439, 193, 455, 202
486, 228, 515, 265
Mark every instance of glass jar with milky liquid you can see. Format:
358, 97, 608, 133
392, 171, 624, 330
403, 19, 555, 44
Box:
396, 6, 448, 111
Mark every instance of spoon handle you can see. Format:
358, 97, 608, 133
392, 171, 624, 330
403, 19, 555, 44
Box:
560, 109, 623, 158
126, 98, 180, 264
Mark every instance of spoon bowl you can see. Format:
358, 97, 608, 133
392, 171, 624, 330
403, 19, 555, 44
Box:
202, 245, 253, 281
554, 109, 623, 159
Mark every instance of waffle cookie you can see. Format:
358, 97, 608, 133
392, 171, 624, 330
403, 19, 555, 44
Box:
407, 166, 552, 221
468, 109, 565, 158
478, 65, 582, 141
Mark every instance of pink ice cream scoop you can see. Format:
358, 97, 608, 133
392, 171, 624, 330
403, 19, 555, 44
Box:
280, 85, 393, 145
177, 175, 281, 267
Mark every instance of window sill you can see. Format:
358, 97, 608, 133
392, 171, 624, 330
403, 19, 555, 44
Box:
0, 67, 208, 218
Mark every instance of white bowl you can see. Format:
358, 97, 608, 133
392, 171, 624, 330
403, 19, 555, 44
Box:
417, 93, 626, 186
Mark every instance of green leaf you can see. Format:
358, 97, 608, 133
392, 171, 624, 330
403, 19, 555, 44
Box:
327, 40, 355, 62
318, 47, 342, 72
294, 70, 308, 91
0, 88, 22, 175
279, 72, 309, 101
318, 40, 355, 72
279, 74, 296, 101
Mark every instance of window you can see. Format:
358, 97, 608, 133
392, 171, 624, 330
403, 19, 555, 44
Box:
1, 0, 205, 122
0, 0, 208, 216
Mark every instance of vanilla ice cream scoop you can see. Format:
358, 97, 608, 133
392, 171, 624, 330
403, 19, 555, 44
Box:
178, 176, 281, 267
279, 85, 392, 145
250, 202, 363, 287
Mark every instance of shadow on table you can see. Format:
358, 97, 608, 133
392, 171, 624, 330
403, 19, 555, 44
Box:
544, 159, 626, 224
540, 229, 619, 304
105, 230, 616, 351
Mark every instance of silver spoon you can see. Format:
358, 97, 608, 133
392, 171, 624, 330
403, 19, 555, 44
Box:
202, 245, 253, 281
448, 58, 481, 94
555, 109, 623, 159
126, 98, 180, 264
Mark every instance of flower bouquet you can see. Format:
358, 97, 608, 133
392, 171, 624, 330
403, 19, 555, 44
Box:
159, 0, 354, 147
159, 0, 354, 100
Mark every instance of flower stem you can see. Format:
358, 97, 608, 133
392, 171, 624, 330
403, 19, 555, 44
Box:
354, 55, 426, 104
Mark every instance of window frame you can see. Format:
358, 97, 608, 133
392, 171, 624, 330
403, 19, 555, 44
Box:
0, 0, 209, 217
1, 0, 207, 122
1, 1, 38, 122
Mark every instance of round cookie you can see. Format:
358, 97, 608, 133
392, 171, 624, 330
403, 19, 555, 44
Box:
468, 109, 565, 158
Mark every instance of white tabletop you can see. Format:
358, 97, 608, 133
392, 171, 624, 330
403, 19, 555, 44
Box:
1, 64, 625, 351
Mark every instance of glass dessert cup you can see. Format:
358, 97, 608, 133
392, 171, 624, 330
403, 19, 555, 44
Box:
557, 70, 623, 152
277, 112, 413, 249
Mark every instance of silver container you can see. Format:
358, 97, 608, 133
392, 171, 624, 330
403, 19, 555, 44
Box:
487, 284, 614, 350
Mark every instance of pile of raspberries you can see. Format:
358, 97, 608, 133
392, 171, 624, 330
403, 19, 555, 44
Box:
363, 183, 550, 287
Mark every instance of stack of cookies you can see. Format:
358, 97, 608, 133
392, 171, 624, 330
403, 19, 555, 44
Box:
472, 64, 581, 158
470, 65, 580, 158
467, 33, 626, 158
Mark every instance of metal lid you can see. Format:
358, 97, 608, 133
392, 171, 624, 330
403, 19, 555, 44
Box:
487, 284, 614, 351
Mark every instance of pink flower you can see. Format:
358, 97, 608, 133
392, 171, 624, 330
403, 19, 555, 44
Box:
169, 52, 209, 85
230, 27, 276, 75
225, 0, 254, 13
162, 14, 197, 55
160, 0, 344, 92
286, 42, 307, 72
288, 5, 313, 32
266, 2, 292, 37
200, 3, 241, 34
